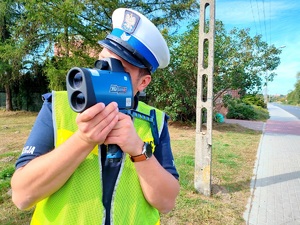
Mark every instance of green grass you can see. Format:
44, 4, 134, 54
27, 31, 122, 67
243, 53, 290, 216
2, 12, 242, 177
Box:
160, 123, 260, 224
0, 111, 261, 225
0, 110, 36, 225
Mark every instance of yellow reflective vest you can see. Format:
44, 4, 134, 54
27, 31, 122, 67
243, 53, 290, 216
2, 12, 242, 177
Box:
30, 91, 165, 225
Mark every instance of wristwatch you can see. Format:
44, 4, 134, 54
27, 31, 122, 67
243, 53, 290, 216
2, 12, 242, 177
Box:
130, 142, 153, 162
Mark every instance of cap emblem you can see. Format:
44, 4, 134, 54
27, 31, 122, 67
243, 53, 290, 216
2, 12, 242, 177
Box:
120, 32, 131, 41
122, 10, 140, 34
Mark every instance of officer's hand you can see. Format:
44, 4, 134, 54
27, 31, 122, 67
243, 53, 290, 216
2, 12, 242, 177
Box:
76, 102, 119, 146
104, 112, 143, 156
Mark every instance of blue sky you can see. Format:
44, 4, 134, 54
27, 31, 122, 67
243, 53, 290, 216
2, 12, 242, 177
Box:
215, 0, 300, 95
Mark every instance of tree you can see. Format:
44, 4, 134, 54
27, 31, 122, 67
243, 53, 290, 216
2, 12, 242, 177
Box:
214, 22, 282, 98
0, 0, 20, 110
0, 0, 47, 110
1, 0, 199, 110
146, 20, 283, 122
14, 0, 200, 90
12, 61, 49, 111
287, 72, 300, 105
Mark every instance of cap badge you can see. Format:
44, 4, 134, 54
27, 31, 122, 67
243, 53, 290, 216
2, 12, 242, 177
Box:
122, 10, 140, 34
120, 32, 131, 41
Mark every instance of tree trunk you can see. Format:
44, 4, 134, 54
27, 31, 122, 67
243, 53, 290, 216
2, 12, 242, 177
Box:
5, 84, 13, 111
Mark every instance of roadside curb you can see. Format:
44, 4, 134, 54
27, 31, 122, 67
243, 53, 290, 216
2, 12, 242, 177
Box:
243, 122, 266, 224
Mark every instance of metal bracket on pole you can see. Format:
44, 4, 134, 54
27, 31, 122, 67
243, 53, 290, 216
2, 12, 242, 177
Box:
194, 0, 215, 196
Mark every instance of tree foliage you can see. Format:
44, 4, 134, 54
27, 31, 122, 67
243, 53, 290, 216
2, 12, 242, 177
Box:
214, 21, 282, 97
287, 72, 300, 105
0, 0, 199, 109
146, 20, 282, 122
0, 0, 24, 110
1, 1, 284, 121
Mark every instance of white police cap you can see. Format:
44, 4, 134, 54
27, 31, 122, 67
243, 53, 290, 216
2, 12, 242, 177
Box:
98, 8, 170, 73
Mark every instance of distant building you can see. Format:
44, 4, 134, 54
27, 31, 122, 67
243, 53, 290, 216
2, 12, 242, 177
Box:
214, 89, 240, 116
54, 36, 99, 58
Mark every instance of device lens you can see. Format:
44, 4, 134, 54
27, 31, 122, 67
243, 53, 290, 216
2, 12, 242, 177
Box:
73, 72, 83, 88
71, 91, 85, 111
75, 93, 85, 108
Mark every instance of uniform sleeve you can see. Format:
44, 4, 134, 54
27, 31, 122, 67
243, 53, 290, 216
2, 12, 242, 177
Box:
15, 94, 54, 169
154, 116, 179, 180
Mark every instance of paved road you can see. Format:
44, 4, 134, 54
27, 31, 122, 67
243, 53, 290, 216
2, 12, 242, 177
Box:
243, 103, 300, 225
224, 118, 264, 131
273, 103, 300, 120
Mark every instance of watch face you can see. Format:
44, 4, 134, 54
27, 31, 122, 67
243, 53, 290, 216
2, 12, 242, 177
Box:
145, 142, 153, 158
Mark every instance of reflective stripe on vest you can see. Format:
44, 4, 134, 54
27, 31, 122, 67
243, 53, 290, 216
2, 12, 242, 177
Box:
30, 91, 164, 225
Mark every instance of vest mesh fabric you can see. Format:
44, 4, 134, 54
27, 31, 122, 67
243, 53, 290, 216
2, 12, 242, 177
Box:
31, 91, 104, 225
31, 91, 164, 225
112, 101, 164, 225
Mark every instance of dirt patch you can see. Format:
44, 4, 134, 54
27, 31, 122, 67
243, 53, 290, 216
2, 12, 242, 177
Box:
168, 122, 195, 140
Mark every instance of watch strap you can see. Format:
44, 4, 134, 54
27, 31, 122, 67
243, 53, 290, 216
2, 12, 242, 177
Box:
130, 142, 151, 162
130, 154, 147, 162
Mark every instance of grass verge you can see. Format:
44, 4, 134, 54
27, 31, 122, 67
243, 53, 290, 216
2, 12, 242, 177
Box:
160, 122, 260, 224
0, 111, 261, 225
0, 110, 36, 225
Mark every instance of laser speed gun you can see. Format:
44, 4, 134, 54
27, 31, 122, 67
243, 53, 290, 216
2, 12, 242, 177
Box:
66, 58, 159, 162
66, 58, 134, 113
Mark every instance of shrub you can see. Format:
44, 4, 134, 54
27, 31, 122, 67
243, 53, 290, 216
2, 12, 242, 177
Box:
242, 94, 266, 109
253, 105, 269, 121
223, 94, 269, 121
226, 102, 257, 120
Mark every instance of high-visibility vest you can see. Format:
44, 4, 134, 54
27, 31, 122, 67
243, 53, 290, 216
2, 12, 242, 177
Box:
30, 91, 165, 225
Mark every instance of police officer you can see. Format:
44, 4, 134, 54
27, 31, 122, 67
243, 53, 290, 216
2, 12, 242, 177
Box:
11, 8, 180, 225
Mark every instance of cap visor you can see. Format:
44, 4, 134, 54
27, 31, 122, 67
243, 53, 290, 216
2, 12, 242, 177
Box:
98, 39, 146, 69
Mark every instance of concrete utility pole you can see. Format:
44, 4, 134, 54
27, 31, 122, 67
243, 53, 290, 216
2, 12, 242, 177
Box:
194, 0, 215, 196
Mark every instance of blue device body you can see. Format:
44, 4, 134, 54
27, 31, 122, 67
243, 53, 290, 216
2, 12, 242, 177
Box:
66, 58, 134, 161
66, 58, 158, 161
66, 58, 134, 113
